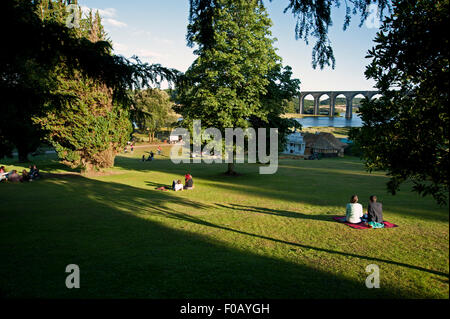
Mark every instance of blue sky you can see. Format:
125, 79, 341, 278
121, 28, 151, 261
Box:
78, 0, 382, 91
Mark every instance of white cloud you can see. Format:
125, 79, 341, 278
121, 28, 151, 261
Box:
96, 8, 117, 18
103, 18, 127, 28
80, 6, 116, 18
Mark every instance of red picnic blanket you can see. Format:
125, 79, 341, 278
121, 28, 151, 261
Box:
333, 216, 398, 229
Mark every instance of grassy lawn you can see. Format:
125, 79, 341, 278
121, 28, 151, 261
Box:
0, 145, 448, 298
301, 127, 351, 138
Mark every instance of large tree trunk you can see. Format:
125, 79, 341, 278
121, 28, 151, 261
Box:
148, 131, 155, 143
80, 147, 116, 175
17, 146, 29, 163
226, 162, 237, 175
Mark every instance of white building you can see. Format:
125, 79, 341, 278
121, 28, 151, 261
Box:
283, 132, 305, 155
169, 134, 183, 144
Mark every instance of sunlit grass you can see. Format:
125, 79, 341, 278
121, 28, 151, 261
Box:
0, 146, 448, 298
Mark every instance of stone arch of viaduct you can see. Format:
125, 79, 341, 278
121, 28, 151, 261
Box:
298, 91, 380, 118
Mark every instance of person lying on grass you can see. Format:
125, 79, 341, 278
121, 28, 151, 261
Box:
184, 174, 194, 190
366, 195, 384, 229
346, 194, 364, 224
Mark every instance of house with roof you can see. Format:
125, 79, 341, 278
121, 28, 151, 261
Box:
303, 132, 348, 157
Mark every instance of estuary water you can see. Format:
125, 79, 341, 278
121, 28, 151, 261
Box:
295, 114, 363, 128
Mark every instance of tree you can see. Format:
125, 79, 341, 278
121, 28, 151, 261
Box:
350, 0, 449, 205
34, 2, 133, 172
0, 0, 62, 161
1, 0, 178, 169
35, 73, 133, 172
178, 0, 280, 174
132, 88, 178, 142
189, 0, 391, 69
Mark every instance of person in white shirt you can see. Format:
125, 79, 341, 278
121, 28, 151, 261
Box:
173, 180, 184, 191
346, 194, 363, 223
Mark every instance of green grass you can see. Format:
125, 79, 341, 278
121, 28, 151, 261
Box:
0, 146, 448, 298
301, 127, 351, 138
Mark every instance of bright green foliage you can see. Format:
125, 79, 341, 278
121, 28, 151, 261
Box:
36, 75, 132, 171
132, 88, 178, 141
350, 0, 449, 205
179, 0, 281, 173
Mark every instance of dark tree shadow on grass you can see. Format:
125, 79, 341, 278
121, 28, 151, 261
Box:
9, 154, 448, 224
216, 203, 336, 222
149, 204, 448, 278
0, 175, 436, 298
145, 181, 173, 189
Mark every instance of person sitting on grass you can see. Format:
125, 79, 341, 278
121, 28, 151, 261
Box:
346, 194, 363, 224
7, 170, 20, 183
366, 195, 384, 229
172, 179, 184, 191
0, 166, 7, 182
184, 174, 194, 190
21, 170, 30, 182
29, 165, 40, 180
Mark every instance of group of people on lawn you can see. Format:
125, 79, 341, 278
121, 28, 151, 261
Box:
172, 174, 194, 191
0, 160, 384, 230
124, 141, 135, 153
0, 165, 41, 183
346, 194, 384, 228
141, 146, 163, 162
156, 174, 195, 192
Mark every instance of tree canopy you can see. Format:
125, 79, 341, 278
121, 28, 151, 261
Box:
132, 88, 178, 142
350, 0, 449, 204
0, 0, 178, 167
188, 0, 391, 69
